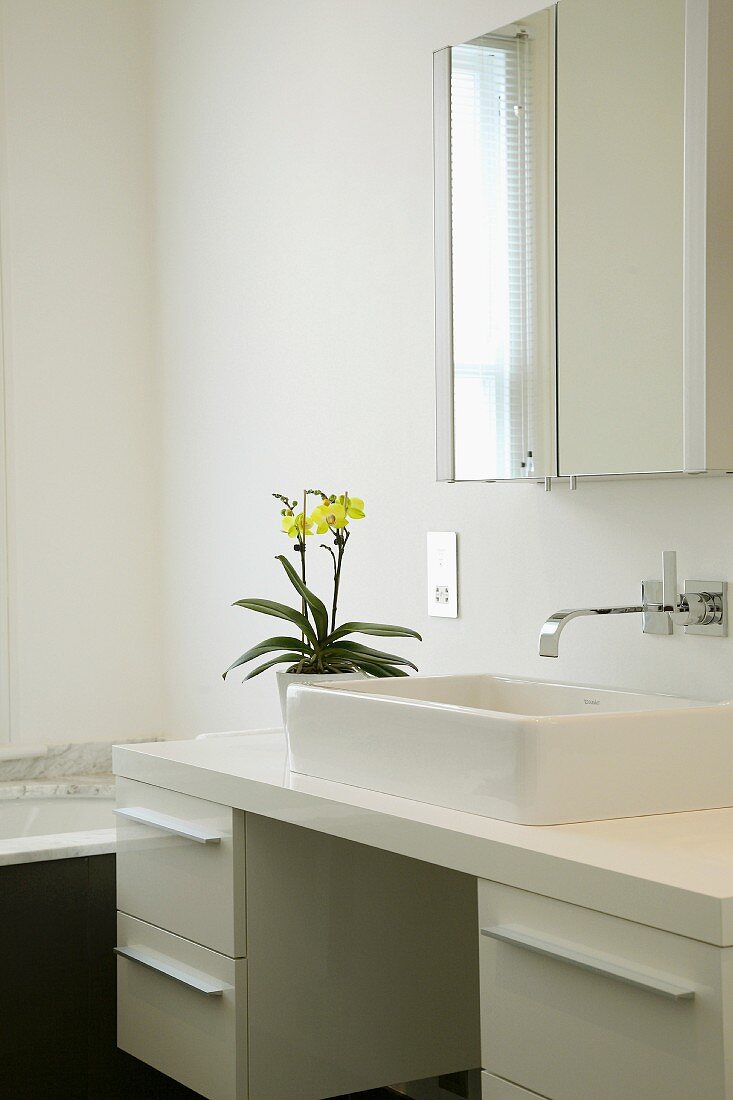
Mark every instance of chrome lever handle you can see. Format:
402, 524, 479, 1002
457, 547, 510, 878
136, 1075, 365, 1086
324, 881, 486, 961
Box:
662, 549, 695, 625
641, 550, 679, 635
662, 550, 678, 614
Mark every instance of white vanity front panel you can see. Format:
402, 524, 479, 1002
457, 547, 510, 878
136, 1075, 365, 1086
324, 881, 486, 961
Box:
481, 1072, 548, 1099
116, 777, 245, 956
116, 913, 247, 1100
478, 880, 727, 1100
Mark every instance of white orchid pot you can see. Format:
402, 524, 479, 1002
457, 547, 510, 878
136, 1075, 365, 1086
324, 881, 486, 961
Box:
276, 669, 365, 731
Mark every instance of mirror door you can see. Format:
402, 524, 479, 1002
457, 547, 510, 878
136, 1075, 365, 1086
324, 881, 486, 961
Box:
556, 0, 687, 476
435, 10, 555, 481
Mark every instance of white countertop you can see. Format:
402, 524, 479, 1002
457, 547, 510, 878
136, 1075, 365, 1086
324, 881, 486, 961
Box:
113, 730, 733, 947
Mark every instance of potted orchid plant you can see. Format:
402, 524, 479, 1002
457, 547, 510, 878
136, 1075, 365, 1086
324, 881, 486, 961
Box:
223, 490, 421, 723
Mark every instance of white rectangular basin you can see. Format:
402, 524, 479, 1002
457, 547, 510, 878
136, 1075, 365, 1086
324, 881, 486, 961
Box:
285, 674, 733, 824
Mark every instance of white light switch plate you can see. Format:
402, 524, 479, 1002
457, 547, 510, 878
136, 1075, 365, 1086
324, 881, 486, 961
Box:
427, 532, 458, 617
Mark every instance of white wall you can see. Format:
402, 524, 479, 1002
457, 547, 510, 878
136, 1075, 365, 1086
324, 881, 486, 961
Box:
0, 0, 162, 743
151, 0, 733, 739
4, 0, 732, 745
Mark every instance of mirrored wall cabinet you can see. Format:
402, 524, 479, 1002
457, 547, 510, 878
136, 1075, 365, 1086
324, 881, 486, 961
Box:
434, 0, 733, 483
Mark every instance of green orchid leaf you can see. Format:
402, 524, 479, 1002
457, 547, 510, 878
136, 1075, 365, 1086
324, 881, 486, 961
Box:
222, 636, 308, 680
233, 598, 318, 647
242, 653, 307, 681
324, 646, 416, 673
275, 555, 329, 641
347, 659, 409, 678
325, 639, 418, 671
327, 621, 422, 644
319, 647, 370, 668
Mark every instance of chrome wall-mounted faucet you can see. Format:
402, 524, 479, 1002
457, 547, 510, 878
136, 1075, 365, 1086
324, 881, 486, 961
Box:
539, 551, 727, 658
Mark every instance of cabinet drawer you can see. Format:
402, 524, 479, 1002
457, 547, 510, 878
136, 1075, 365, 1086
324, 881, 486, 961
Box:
116, 777, 245, 956
117, 913, 247, 1100
478, 880, 726, 1100
482, 1072, 548, 1099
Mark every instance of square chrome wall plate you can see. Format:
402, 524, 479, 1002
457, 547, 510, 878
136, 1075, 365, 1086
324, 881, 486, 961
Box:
684, 580, 728, 636
642, 580, 672, 635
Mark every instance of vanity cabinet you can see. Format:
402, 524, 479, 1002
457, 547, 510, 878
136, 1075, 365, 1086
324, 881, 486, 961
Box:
116, 913, 248, 1100
116, 779, 249, 1099
116, 779, 246, 956
477, 880, 733, 1099
115, 779, 480, 1100
481, 1074, 545, 1099
114, 738, 733, 1100
114, 735, 733, 1100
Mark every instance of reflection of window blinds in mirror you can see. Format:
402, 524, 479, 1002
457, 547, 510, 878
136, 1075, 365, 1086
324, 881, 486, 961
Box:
451, 33, 535, 480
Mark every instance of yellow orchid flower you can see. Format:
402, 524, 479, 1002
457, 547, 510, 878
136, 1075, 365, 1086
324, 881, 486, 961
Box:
311, 499, 347, 534
338, 494, 365, 520
280, 511, 314, 538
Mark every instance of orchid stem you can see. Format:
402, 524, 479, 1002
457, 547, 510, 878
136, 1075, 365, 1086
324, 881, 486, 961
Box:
299, 487, 308, 645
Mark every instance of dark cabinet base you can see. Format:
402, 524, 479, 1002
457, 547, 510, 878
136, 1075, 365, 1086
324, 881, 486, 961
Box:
0, 853, 406, 1099
0, 855, 199, 1099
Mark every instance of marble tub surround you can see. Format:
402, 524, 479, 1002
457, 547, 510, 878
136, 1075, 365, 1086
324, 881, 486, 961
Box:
0, 737, 155, 866
0, 785, 117, 865
0, 824, 116, 867
0, 774, 115, 802
0, 736, 164, 782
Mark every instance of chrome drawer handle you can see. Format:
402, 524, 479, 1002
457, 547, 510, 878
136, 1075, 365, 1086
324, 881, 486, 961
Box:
114, 806, 223, 844
481, 924, 696, 1002
114, 945, 228, 996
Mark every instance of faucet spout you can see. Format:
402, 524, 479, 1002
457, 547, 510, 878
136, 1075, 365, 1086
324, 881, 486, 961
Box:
538, 553, 727, 656
539, 605, 645, 658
